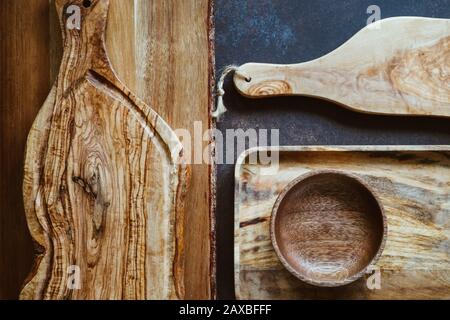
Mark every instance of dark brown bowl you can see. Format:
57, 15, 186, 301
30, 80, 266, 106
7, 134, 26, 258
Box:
271, 170, 387, 287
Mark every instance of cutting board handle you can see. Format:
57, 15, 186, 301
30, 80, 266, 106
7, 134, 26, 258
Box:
233, 17, 450, 117
54, 0, 114, 89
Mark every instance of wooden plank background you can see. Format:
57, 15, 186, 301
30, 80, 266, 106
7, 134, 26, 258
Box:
0, 0, 214, 299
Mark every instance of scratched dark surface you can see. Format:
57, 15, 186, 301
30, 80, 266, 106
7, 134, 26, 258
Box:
214, 0, 450, 299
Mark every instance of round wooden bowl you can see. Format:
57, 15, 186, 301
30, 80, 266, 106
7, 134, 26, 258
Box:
271, 170, 387, 287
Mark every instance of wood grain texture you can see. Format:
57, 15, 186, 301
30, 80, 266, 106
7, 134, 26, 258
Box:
105, 0, 214, 299
271, 171, 386, 287
93, 0, 215, 299
20, 0, 189, 300
235, 146, 450, 299
0, 0, 48, 300
234, 17, 450, 117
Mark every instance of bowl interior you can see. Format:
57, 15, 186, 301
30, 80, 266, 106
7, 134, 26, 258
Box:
272, 171, 386, 286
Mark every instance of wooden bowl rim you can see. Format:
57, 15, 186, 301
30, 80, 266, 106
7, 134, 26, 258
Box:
270, 169, 388, 287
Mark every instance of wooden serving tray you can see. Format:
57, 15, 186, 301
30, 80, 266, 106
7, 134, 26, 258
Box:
235, 146, 450, 299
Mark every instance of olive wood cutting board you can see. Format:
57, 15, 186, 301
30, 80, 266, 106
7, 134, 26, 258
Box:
235, 146, 450, 299
234, 17, 450, 117
21, 0, 189, 299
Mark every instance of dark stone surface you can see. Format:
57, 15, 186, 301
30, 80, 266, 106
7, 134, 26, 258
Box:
214, 0, 450, 299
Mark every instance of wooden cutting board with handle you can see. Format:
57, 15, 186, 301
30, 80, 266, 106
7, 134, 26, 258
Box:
234, 17, 450, 117
21, 0, 189, 300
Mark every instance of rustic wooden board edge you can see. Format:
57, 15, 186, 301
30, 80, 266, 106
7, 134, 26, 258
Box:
234, 145, 450, 299
208, 0, 217, 300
